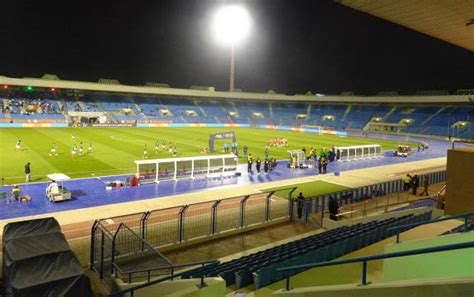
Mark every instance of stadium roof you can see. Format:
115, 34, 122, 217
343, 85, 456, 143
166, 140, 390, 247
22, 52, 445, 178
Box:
337, 0, 474, 52
0, 75, 472, 104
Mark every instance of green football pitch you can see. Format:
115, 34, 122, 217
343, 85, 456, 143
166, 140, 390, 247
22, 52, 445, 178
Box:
0, 127, 414, 184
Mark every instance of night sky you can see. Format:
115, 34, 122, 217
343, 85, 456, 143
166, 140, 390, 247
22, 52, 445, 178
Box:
1, 0, 473, 95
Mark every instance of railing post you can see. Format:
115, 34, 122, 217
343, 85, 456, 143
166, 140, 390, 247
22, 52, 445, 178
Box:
211, 200, 220, 234
111, 223, 123, 275
178, 206, 188, 242
198, 263, 207, 288
240, 195, 250, 227
99, 230, 105, 280
265, 191, 275, 222
396, 231, 401, 243
360, 260, 368, 286
464, 217, 470, 232
288, 188, 297, 220
285, 270, 291, 291
90, 220, 98, 270
141, 212, 150, 251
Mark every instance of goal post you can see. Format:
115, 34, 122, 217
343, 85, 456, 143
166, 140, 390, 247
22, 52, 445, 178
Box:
135, 154, 239, 183
300, 125, 322, 134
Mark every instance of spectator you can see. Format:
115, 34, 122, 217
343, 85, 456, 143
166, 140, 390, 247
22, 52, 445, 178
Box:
247, 158, 253, 173
419, 175, 430, 196
264, 158, 269, 173
403, 174, 411, 191
296, 192, 305, 219
328, 196, 339, 221
411, 174, 420, 195
256, 158, 261, 173
321, 157, 328, 174
24, 162, 31, 183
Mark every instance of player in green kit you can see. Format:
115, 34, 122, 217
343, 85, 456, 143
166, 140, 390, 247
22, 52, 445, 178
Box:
71, 144, 77, 158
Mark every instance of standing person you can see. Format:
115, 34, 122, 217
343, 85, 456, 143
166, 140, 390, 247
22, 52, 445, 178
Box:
247, 158, 253, 173
88, 142, 93, 153
71, 144, 77, 157
419, 175, 430, 196
411, 174, 420, 195
264, 146, 270, 159
72, 133, 76, 141
264, 158, 269, 173
79, 142, 84, 155
223, 142, 228, 153
321, 157, 328, 174
24, 162, 31, 183
173, 145, 177, 156
49, 142, 57, 156
328, 196, 339, 221
143, 145, 148, 159
168, 143, 173, 154
15, 139, 21, 151
296, 192, 305, 219
403, 174, 412, 191
317, 157, 323, 174
256, 157, 261, 173
155, 141, 160, 153
161, 141, 166, 151
243, 145, 248, 157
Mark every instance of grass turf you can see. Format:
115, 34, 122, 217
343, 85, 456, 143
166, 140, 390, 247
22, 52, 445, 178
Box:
0, 127, 414, 184
262, 180, 351, 199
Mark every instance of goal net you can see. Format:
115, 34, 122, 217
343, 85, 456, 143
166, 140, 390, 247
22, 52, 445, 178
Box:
135, 154, 239, 183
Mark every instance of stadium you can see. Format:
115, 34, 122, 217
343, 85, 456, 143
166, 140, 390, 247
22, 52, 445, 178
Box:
0, 1, 473, 297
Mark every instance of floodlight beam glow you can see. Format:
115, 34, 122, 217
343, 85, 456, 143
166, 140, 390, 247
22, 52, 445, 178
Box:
212, 5, 250, 46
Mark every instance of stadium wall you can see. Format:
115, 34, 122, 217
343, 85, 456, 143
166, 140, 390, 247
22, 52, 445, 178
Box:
137, 122, 348, 136
0, 123, 68, 128
445, 147, 474, 215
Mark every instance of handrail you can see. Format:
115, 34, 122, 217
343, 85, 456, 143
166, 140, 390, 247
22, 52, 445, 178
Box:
108, 260, 218, 297
335, 196, 437, 220
116, 259, 218, 276
277, 241, 474, 291
388, 211, 474, 243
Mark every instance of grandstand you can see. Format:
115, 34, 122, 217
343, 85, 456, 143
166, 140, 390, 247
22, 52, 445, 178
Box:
0, 75, 473, 297
1, 0, 474, 296
0, 82, 472, 139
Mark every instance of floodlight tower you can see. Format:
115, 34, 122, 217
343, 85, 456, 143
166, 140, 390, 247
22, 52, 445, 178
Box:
212, 5, 251, 92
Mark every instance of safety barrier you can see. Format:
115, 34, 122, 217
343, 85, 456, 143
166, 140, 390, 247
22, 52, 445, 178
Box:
277, 241, 474, 291
390, 211, 474, 243
300, 170, 446, 226
91, 188, 295, 282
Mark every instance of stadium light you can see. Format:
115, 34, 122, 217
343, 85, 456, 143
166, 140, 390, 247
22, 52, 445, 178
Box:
212, 5, 251, 92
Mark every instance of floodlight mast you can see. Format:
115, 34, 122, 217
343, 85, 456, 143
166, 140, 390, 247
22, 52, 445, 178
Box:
212, 5, 250, 92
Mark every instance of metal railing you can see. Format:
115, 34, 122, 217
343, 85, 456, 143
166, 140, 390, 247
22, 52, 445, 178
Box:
389, 211, 474, 243
108, 260, 218, 297
303, 170, 447, 226
277, 241, 474, 291
91, 188, 295, 282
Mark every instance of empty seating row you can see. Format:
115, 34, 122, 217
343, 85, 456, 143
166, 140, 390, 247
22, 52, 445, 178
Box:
181, 212, 432, 288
